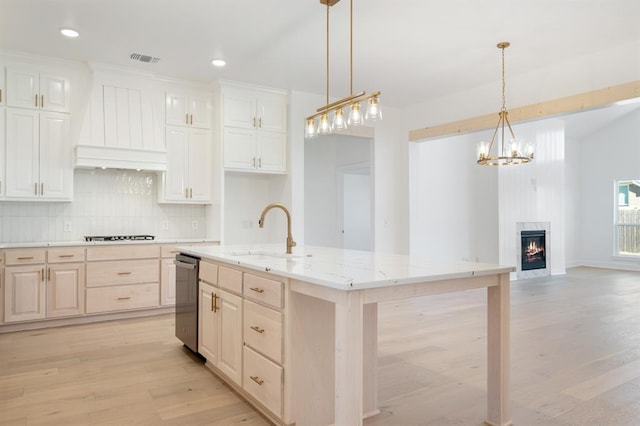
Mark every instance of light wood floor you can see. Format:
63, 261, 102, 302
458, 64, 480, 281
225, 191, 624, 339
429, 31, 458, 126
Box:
1, 267, 640, 425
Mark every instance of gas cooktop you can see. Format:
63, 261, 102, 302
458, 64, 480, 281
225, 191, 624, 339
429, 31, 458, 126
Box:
84, 235, 155, 242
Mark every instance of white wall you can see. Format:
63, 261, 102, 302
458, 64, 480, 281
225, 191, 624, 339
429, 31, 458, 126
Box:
409, 131, 499, 262
565, 134, 581, 267
576, 108, 640, 270
0, 169, 206, 243
304, 135, 372, 248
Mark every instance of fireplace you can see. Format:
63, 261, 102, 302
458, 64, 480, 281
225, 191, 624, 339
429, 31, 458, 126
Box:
521, 230, 546, 271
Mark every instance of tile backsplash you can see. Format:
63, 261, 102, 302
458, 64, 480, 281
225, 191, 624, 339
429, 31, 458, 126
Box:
0, 169, 206, 243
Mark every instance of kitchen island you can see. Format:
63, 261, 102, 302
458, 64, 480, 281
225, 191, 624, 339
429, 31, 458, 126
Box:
180, 244, 514, 426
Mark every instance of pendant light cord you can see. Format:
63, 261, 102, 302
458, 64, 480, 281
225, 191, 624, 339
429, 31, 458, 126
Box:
326, 1, 330, 105
350, 0, 353, 96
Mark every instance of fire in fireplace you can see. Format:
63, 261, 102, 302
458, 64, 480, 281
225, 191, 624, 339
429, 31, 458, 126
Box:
521, 230, 546, 271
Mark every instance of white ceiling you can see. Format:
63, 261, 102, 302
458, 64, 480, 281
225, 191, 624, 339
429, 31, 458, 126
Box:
1, 0, 639, 110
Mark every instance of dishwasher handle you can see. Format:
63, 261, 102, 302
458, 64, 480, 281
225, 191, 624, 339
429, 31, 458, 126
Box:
174, 260, 197, 270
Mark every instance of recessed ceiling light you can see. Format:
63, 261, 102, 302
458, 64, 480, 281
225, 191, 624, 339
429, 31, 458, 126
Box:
211, 59, 226, 67
60, 28, 80, 38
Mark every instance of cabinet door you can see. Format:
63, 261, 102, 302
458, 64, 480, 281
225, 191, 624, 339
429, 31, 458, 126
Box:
5, 108, 39, 198
163, 125, 188, 201
187, 128, 212, 202
4, 265, 46, 322
223, 89, 255, 129
257, 132, 287, 173
160, 258, 176, 306
218, 289, 243, 386
0, 108, 5, 198
47, 263, 84, 318
257, 92, 287, 133
166, 92, 189, 127
189, 95, 212, 129
223, 127, 256, 170
198, 282, 219, 363
40, 74, 70, 113
6, 68, 39, 110
39, 112, 72, 200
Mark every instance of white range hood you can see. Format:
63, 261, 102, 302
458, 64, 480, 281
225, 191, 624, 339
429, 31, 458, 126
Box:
75, 145, 167, 171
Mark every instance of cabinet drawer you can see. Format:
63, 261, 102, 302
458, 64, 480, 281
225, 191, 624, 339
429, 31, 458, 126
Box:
86, 259, 159, 287
47, 247, 86, 263
6, 249, 46, 266
243, 273, 283, 309
160, 245, 182, 258
244, 300, 283, 364
86, 244, 159, 261
219, 265, 242, 293
86, 283, 159, 313
243, 346, 283, 418
199, 261, 218, 285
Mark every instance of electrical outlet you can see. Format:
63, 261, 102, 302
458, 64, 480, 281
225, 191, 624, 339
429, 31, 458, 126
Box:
63, 221, 72, 232
192, 220, 199, 230
161, 221, 169, 231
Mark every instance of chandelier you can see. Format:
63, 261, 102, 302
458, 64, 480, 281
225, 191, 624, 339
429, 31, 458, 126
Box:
304, 0, 381, 139
477, 42, 534, 165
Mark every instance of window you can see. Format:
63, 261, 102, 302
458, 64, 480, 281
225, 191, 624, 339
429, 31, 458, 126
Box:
615, 180, 640, 255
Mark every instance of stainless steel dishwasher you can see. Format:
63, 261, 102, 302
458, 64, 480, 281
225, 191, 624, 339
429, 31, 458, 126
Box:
174, 254, 200, 353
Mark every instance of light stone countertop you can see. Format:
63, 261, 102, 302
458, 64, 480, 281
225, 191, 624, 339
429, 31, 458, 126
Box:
0, 239, 219, 249
179, 244, 515, 291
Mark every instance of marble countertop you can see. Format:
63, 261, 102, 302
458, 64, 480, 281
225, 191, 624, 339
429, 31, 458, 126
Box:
0, 239, 218, 249
179, 244, 515, 291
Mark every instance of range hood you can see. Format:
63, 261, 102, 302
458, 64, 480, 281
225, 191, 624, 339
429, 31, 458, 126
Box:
75, 145, 167, 172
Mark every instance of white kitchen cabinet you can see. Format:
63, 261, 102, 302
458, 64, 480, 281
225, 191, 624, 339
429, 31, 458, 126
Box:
222, 86, 287, 173
166, 91, 212, 129
0, 107, 5, 198
158, 125, 212, 203
198, 266, 243, 386
7, 66, 70, 113
5, 108, 72, 200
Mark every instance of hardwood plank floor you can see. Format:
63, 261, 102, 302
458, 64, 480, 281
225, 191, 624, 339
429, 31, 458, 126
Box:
1, 267, 639, 425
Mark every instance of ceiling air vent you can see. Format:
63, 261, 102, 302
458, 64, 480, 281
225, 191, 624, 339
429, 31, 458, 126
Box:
130, 53, 160, 64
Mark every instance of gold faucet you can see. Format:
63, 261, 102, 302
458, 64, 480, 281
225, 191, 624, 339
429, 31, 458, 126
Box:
258, 203, 297, 254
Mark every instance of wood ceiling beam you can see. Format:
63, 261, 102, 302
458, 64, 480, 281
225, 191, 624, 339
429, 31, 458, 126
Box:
409, 80, 640, 142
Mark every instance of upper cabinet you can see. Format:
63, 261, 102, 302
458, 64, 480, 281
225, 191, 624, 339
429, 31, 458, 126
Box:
166, 91, 212, 129
0, 65, 5, 106
0, 108, 5, 198
221, 85, 287, 174
6, 66, 70, 113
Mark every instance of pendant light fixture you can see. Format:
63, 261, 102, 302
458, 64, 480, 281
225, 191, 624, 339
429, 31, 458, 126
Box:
305, 0, 381, 139
477, 42, 534, 165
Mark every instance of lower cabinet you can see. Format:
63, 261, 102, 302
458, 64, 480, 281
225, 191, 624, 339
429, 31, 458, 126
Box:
198, 281, 243, 386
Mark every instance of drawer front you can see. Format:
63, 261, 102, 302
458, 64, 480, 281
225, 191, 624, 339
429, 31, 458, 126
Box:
160, 245, 182, 258
47, 247, 86, 263
244, 300, 283, 364
86, 259, 159, 287
219, 265, 242, 294
86, 244, 159, 261
243, 346, 283, 418
86, 283, 159, 313
6, 249, 46, 266
243, 273, 283, 309
199, 261, 218, 285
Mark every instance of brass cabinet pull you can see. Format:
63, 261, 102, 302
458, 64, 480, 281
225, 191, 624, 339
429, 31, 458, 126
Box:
250, 326, 265, 334
40, 94, 44, 108
186, 113, 189, 125
40, 182, 44, 196
34, 182, 38, 195
35, 94, 38, 107
58, 254, 75, 258
117, 272, 132, 275
0, 88, 2, 103
190, 114, 193, 125
41, 268, 45, 282
258, 158, 262, 168
249, 287, 264, 294
47, 268, 51, 281
117, 296, 132, 300
250, 376, 264, 386
212, 293, 219, 312
17, 256, 34, 260
253, 117, 257, 127
258, 117, 262, 128
252, 157, 256, 167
